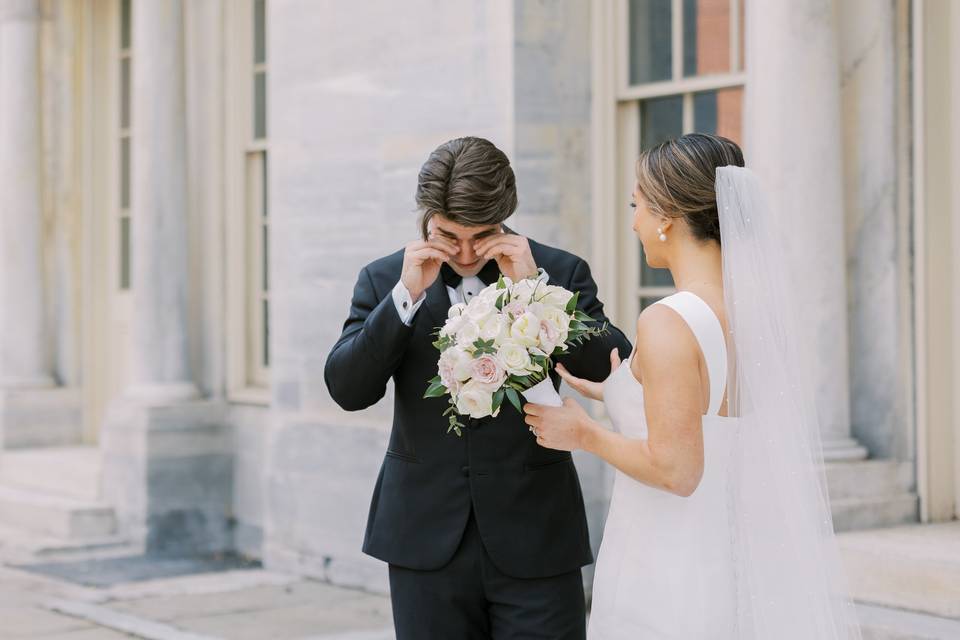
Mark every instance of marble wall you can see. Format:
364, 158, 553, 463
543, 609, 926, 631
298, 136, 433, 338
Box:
266, 0, 516, 592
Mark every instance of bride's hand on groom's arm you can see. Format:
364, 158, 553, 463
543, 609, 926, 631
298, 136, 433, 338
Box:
554, 348, 621, 401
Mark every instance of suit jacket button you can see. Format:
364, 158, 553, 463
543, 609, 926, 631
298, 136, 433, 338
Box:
461, 466, 470, 477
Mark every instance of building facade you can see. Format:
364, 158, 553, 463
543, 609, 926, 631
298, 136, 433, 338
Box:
0, 0, 958, 600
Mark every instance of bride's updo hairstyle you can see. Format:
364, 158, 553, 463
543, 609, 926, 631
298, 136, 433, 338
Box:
635, 133, 744, 245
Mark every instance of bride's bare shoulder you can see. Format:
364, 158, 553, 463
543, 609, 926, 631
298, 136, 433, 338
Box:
634, 304, 700, 365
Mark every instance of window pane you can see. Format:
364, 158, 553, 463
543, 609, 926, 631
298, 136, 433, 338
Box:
121, 0, 131, 49
694, 90, 717, 133
262, 299, 270, 367
254, 71, 267, 139
640, 254, 675, 287
121, 57, 131, 129
640, 95, 683, 151
261, 153, 268, 219
120, 216, 131, 290
683, 0, 731, 77
629, 0, 672, 85
694, 86, 743, 144
254, 0, 266, 65
262, 224, 269, 292
120, 136, 130, 208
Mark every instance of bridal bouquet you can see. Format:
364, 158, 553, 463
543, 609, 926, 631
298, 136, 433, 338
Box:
424, 275, 609, 435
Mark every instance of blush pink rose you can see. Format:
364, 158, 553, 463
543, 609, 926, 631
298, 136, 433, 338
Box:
472, 354, 506, 387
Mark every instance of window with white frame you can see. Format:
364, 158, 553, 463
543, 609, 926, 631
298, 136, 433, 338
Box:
248, 0, 270, 386
617, 0, 745, 316
226, 0, 270, 396
119, 0, 132, 290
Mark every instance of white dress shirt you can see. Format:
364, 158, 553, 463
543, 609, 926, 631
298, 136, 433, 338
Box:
392, 268, 549, 326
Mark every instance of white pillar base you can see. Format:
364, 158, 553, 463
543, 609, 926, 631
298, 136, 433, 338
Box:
822, 436, 870, 462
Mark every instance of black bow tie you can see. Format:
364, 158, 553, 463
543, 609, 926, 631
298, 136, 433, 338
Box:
440, 259, 502, 289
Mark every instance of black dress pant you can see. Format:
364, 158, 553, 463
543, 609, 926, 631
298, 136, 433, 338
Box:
388, 509, 587, 640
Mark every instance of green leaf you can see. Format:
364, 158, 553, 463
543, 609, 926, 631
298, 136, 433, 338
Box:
565, 291, 580, 314
472, 338, 497, 356
492, 389, 505, 414
497, 274, 506, 290
423, 382, 448, 398
505, 387, 523, 413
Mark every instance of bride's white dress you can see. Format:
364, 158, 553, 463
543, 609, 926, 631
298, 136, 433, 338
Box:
588, 290, 741, 640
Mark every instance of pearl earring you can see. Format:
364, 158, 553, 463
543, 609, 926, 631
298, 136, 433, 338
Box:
658, 227, 667, 242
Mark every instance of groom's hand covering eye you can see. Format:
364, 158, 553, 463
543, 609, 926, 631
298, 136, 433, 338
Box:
473, 232, 538, 282
400, 237, 459, 301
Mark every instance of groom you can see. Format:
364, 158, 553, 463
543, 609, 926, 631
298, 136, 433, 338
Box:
325, 137, 631, 639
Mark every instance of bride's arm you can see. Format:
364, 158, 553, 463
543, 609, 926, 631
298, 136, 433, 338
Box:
526, 307, 706, 497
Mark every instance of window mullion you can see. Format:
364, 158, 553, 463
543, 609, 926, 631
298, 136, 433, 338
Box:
730, 0, 741, 72
672, 0, 683, 81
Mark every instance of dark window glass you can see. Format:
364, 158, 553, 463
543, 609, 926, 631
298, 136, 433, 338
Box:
121, 0, 131, 49
254, 72, 266, 139
120, 216, 131, 290
640, 95, 683, 151
629, 0, 673, 84
254, 0, 266, 65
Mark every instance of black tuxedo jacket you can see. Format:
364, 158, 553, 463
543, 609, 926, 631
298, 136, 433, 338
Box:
324, 238, 632, 579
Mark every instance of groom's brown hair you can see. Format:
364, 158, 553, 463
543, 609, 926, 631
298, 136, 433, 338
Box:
415, 137, 518, 240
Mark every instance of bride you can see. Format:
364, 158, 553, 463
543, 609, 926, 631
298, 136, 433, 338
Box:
523, 133, 862, 639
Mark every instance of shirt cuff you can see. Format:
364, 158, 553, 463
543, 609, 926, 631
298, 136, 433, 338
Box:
392, 279, 427, 326
535, 267, 550, 284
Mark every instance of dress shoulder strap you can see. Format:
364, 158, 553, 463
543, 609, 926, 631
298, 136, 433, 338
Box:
652, 291, 728, 416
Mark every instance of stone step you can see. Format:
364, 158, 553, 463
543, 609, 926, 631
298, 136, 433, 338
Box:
831, 493, 920, 532
857, 603, 960, 640
0, 521, 136, 564
825, 460, 913, 501
0, 484, 116, 539
839, 521, 960, 620
0, 445, 102, 501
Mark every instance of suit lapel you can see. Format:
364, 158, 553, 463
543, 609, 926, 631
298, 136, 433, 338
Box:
419, 275, 453, 331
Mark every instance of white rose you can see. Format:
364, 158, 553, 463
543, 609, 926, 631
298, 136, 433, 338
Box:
539, 285, 575, 309
438, 347, 468, 394
464, 296, 496, 323
541, 307, 572, 343
503, 299, 528, 319
538, 317, 563, 354
477, 284, 504, 303
511, 278, 541, 304
441, 312, 467, 337
438, 346, 474, 386
456, 319, 481, 348
497, 342, 535, 377
455, 380, 499, 419
478, 313, 508, 342
451, 347, 476, 381
510, 311, 542, 347
448, 303, 467, 318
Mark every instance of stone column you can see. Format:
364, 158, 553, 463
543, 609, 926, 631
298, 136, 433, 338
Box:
745, 0, 866, 460
0, 0, 53, 389
128, 0, 197, 402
